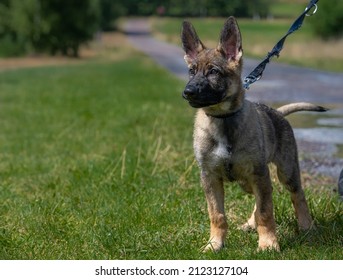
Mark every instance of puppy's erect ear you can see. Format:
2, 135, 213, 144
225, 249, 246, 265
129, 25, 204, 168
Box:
217, 17, 243, 62
181, 21, 205, 63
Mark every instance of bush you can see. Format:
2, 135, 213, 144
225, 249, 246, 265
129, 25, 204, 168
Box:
0, 0, 104, 57
108, 0, 271, 18
310, 0, 343, 39
0, 33, 27, 56
32, 0, 100, 57
0, 0, 29, 56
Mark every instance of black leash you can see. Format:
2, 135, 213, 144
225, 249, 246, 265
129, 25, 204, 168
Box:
243, 0, 319, 90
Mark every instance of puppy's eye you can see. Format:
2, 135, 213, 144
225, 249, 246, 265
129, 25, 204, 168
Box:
209, 68, 219, 75
189, 68, 196, 76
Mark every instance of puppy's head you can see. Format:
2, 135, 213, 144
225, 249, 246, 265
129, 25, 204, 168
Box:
181, 17, 243, 109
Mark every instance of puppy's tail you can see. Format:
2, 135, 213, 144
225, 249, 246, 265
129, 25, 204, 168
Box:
277, 102, 328, 116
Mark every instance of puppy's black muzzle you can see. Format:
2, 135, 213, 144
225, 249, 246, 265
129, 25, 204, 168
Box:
183, 85, 203, 108
182, 84, 226, 108
182, 84, 197, 100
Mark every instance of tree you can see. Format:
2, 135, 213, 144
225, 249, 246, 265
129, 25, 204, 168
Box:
310, 0, 343, 39
0, 0, 101, 57
99, 0, 126, 31
0, 0, 31, 56
33, 0, 101, 57
123, 0, 271, 18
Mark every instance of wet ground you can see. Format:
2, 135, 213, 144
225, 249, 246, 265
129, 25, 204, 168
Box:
123, 19, 343, 185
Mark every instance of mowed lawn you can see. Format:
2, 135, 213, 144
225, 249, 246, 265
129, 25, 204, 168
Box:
0, 50, 342, 259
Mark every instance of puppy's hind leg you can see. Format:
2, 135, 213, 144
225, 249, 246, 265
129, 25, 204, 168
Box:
276, 157, 313, 230
251, 168, 280, 251
240, 203, 257, 231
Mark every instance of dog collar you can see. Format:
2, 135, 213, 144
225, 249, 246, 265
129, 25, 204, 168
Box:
206, 108, 242, 119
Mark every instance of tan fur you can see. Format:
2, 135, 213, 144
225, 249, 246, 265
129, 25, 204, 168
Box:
277, 102, 327, 116
181, 17, 324, 252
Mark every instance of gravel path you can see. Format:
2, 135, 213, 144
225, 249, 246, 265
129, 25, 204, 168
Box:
123, 18, 343, 185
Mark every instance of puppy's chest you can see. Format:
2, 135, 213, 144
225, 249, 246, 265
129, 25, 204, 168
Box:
211, 138, 232, 162
195, 130, 235, 179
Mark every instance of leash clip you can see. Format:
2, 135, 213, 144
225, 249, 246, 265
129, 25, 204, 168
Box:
243, 0, 319, 90
305, 3, 318, 16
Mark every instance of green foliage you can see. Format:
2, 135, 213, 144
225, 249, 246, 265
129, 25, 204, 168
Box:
99, 0, 126, 31
116, 0, 272, 17
0, 0, 29, 56
310, 0, 343, 39
0, 0, 118, 57
0, 53, 342, 259
32, 0, 100, 57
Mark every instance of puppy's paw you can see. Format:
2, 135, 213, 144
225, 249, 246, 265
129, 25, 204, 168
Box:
298, 218, 316, 231
239, 221, 256, 232
202, 239, 224, 253
257, 237, 280, 252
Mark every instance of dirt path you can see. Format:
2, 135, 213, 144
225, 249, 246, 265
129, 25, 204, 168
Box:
124, 18, 343, 186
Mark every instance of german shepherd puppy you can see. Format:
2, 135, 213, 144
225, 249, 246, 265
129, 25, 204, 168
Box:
181, 17, 326, 251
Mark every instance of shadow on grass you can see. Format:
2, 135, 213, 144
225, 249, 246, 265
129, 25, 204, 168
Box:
278, 203, 343, 259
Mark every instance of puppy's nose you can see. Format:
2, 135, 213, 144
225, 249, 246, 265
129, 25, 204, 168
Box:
183, 85, 197, 100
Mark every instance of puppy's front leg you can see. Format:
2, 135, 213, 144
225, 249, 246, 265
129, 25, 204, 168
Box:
201, 172, 227, 252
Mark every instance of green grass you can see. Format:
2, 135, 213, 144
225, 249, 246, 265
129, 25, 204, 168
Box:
153, 17, 304, 46
0, 52, 342, 260
151, 17, 308, 55
270, 2, 306, 18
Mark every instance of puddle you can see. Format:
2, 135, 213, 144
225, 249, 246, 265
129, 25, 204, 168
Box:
294, 128, 343, 145
328, 108, 343, 115
317, 118, 343, 127
295, 139, 338, 157
299, 156, 343, 179
289, 109, 343, 180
